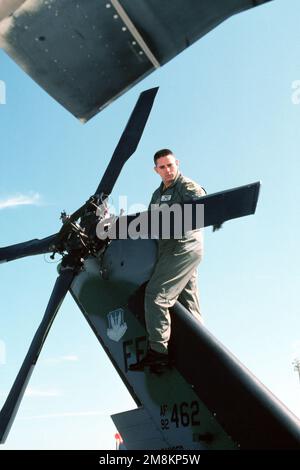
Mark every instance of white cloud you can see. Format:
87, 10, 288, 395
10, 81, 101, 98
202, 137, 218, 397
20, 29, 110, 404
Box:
20, 410, 108, 420
0, 192, 41, 210
25, 387, 62, 398
42, 355, 79, 365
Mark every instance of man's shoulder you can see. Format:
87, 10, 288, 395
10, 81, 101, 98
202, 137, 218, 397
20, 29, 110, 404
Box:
151, 185, 161, 197
178, 174, 206, 196
178, 174, 199, 186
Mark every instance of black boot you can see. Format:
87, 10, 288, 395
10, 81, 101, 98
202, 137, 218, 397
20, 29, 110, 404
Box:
129, 348, 169, 371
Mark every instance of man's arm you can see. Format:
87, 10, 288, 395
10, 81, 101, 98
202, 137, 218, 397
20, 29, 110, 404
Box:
148, 189, 159, 210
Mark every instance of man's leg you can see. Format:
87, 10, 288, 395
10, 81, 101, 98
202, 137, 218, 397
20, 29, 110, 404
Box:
144, 247, 202, 354
178, 269, 203, 323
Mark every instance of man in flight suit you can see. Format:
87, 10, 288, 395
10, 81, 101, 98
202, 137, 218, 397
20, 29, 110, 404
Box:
130, 149, 206, 371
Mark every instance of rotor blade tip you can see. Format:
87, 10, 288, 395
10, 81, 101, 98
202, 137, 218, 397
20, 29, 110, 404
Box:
141, 87, 159, 97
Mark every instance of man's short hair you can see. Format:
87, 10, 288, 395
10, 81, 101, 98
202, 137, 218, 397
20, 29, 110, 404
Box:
153, 148, 174, 165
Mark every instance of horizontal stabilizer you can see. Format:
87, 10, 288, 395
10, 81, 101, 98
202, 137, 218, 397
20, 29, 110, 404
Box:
111, 407, 169, 450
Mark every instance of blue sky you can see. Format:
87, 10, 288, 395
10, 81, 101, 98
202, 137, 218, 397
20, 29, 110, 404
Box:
0, 0, 300, 449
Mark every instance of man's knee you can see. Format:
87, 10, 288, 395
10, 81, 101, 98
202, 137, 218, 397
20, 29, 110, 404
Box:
145, 285, 176, 311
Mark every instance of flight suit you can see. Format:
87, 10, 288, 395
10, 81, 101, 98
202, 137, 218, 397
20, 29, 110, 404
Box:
145, 172, 205, 354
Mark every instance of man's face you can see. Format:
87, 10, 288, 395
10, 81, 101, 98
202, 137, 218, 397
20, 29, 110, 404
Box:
154, 154, 179, 186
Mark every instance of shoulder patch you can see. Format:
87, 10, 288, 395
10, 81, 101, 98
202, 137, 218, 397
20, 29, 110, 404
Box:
183, 180, 206, 199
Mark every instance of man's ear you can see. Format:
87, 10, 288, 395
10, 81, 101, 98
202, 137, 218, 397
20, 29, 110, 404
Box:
176, 159, 179, 168
154, 166, 159, 174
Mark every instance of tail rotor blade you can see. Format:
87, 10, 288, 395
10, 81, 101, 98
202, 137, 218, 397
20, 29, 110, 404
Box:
95, 87, 159, 197
0, 233, 58, 264
0, 267, 76, 443
49, 88, 159, 236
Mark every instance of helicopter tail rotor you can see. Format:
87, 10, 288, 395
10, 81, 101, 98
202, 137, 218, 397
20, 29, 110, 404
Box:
95, 87, 159, 197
